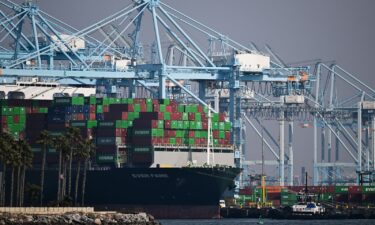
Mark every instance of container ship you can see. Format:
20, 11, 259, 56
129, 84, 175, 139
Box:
0, 80, 241, 219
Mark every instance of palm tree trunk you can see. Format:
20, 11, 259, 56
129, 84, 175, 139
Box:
62, 158, 67, 200
10, 168, 15, 207
74, 161, 81, 206
16, 166, 21, 206
57, 150, 62, 202
81, 159, 88, 206
1, 164, 6, 206
40, 145, 47, 206
68, 149, 73, 196
20, 167, 25, 207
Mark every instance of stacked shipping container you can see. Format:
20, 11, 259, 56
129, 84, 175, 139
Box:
0, 97, 232, 167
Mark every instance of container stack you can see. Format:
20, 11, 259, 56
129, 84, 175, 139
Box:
0, 97, 233, 167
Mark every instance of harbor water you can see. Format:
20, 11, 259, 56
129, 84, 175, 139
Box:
159, 219, 375, 225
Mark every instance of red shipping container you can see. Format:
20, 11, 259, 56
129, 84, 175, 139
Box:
168, 130, 176, 137
202, 122, 208, 129
349, 186, 362, 194
90, 105, 96, 113
1, 116, 6, 123
152, 120, 158, 128
128, 105, 134, 112
122, 112, 128, 120
166, 105, 173, 113
188, 112, 195, 121
115, 129, 122, 137
172, 105, 178, 112
77, 113, 84, 120
153, 104, 160, 112
225, 131, 231, 139
89, 113, 96, 120
195, 138, 201, 145
103, 105, 109, 113
165, 121, 171, 129
197, 105, 203, 113
140, 103, 147, 112
219, 113, 226, 122
152, 99, 159, 105
13, 115, 19, 123
176, 138, 182, 145
213, 130, 219, 139
326, 186, 335, 193
156, 112, 163, 120
189, 131, 195, 138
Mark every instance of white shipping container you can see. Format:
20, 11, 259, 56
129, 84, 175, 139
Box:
51, 34, 85, 52
234, 53, 270, 72
284, 95, 305, 104
115, 59, 131, 71
362, 101, 375, 109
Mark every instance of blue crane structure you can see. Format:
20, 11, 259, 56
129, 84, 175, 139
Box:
0, 0, 374, 186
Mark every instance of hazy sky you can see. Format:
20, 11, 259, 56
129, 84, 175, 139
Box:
7, 0, 375, 182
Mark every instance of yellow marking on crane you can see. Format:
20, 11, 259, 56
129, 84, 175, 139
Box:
0, 69, 3, 76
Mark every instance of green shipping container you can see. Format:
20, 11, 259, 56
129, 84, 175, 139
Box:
183, 121, 190, 129
146, 104, 153, 112
89, 96, 96, 105
178, 105, 184, 112
134, 104, 141, 112
96, 105, 103, 113
219, 131, 225, 139
160, 105, 166, 112
177, 121, 184, 129
212, 113, 219, 122
335, 186, 349, 194
362, 186, 375, 194
103, 98, 110, 105
170, 138, 176, 145
171, 121, 178, 129
225, 121, 231, 130
38, 108, 48, 113
72, 97, 84, 105
7, 115, 13, 124
189, 121, 196, 130
164, 112, 171, 120
219, 122, 225, 130
182, 113, 188, 121
19, 115, 26, 123
87, 120, 98, 128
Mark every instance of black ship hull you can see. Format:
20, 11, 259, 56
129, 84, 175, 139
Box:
22, 167, 240, 219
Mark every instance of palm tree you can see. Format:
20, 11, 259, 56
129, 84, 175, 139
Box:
8, 136, 20, 207
73, 139, 85, 206
65, 127, 82, 198
0, 132, 16, 206
17, 139, 33, 206
52, 135, 69, 203
37, 130, 52, 206
81, 137, 95, 206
